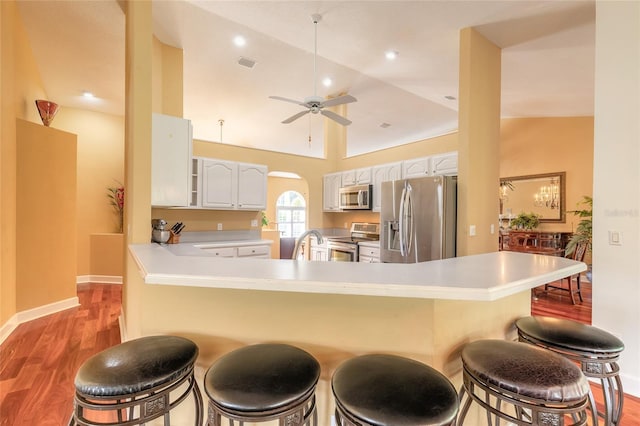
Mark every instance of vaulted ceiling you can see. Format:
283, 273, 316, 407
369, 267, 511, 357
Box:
17, 1, 595, 158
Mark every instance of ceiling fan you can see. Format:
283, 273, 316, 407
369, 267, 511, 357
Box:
269, 14, 357, 126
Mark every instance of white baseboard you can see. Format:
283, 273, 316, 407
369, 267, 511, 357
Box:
0, 316, 19, 346
0, 296, 79, 346
621, 372, 640, 398
77, 275, 122, 284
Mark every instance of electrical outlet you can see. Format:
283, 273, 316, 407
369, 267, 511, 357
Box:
251, 219, 258, 227
217, 223, 223, 231
490, 224, 495, 234
469, 225, 476, 236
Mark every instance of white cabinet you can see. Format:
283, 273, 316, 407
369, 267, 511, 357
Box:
342, 167, 372, 186
323, 172, 343, 212
237, 244, 271, 259
358, 243, 380, 263
151, 113, 193, 207
371, 162, 402, 212
202, 159, 237, 209
200, 158, 267, 210
402, 156, 430, 178
430, 152, 458, 176
237, 162, 268, 210
199, 243, 271, 259
310, 240, 328, 261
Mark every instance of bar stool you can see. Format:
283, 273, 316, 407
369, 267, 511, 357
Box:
516, 316, 625, 425
458, 339, 591, 425
70, 335, 203, 426
331, 354, 459, 426
204, 343, 320, 425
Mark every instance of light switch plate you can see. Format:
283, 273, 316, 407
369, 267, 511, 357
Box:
469, 225, 476, 236
608, 230, 622, 245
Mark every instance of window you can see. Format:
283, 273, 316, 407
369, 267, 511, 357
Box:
276, 191, 306, 238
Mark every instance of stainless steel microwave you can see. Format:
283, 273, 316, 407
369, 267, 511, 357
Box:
339, 184, 372, 210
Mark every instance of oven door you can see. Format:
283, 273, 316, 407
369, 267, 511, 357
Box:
327, 241, 358, 262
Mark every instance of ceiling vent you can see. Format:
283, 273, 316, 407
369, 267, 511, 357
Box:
380, 122, 391, 128
237, 57, 256, 69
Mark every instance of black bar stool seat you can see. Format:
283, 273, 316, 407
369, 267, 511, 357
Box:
458, 339, 591, 425
204, 343, 320, 425
516, 316, 625, 425
70, 335, 203, 426
332, 354, 458, 426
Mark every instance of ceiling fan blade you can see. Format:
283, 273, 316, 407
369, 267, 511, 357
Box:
282, 110, 311, 124
321, 110, 352, 126
269, 95, 306, 106
321, 94, 357, 108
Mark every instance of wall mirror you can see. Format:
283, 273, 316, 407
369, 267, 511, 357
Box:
499, 172, 566, 223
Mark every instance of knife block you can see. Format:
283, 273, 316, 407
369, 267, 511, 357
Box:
167, 230, 181, 244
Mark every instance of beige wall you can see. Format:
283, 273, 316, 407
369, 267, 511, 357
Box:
500, 117, 594, 233
52, 108, 125, 275
16, 119, 77, 311
1, 0, 49, 325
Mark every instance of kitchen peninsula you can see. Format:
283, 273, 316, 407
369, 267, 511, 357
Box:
129, 243, 585, 423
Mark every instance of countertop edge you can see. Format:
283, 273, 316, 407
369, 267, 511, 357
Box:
129, 244, 586, 302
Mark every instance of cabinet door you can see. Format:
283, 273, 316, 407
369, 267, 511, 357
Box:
431, 152, 458, 176
402, 157, 430, 178
355, 167, 372, 184
237, 163, 267, 210
201, 159, 237, 209
341, 170, 356, 186
371, 162, 402, 212
151, 113, 192, 207
323, 173, 342, 211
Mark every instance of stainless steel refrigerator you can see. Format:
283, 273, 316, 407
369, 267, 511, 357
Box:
380, 175, 457, 263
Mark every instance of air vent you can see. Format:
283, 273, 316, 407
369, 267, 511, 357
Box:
237, 57, 256, 68
380, 122, 391, 128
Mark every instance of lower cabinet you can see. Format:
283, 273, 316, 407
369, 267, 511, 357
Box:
199, 243, 272, 259
358, 244, 380, 263
310, 241, 328, 261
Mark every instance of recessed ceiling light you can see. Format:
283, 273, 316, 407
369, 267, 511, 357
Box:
82, 91, 95, 98
233, 35, 246, 47
385, 50, 399, 60
322, 77, 332, 87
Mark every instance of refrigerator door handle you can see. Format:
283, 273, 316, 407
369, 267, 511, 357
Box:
399, 186, 407, 256
405, 184, 414, 256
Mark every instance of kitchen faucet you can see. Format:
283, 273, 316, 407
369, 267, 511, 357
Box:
291, 230, 324, 260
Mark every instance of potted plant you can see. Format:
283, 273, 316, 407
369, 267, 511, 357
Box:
565, 196, 592, 257
510, 212, 540, 230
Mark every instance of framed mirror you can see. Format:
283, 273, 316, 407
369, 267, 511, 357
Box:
499, 172, 565, 223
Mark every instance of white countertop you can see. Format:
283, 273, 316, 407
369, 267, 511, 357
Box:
130, 243, 586, 302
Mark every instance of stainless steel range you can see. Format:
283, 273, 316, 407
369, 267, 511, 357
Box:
326, 223, 380, 262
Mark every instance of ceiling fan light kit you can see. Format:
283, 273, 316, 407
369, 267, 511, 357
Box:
269, 13, 357, 126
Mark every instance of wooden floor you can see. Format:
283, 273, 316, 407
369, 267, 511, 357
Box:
1, 281, 638, 425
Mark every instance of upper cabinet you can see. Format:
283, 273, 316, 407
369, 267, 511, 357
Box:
237, 162, 268, 210
323, 152, 458, 212
342, 167, 372, 186
371, 162, 402, 212
201, 159, 237, 209
151, 113, 193, 207
402, 157, 431, 178
323, 172, 343, 212
430, 152, 458, 176
200, 158, 267, 211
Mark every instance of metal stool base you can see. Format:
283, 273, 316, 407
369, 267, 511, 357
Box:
518, 332, 624, 425
69, 366, 203, 426
458, 366, 590, 426
206, 387, 318, 426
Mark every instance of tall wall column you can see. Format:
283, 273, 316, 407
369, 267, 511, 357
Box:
123, 0, 153, 338
457, 28, 501, 256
